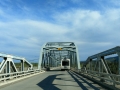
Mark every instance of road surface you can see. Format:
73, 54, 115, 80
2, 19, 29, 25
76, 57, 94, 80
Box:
0, 69, 107, 90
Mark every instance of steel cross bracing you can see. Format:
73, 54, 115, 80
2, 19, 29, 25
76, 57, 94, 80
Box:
81, 46, 120, 88
0, 53, 33, 74
38, 42, 81, 71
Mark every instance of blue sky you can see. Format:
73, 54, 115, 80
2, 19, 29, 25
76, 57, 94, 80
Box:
0, 0, 120, 62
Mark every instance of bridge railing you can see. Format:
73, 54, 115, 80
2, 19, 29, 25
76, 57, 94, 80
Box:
81, 69, 120, 88
80, 46, 120, 89
0, 69, 40, 84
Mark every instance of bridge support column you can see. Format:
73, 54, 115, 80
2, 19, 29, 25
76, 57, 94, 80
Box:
99, 58, 101, 74
47, 52, 50, 67
6, 60, 10, 73
6, 56, 13, 73
70, 51, 73, 68
76, 45, 81, 72
38, 46, 44, 70
117, 52, 120, 75
21, 60, 24, 71
41, 53, 44, 68
89, 59, 92, 72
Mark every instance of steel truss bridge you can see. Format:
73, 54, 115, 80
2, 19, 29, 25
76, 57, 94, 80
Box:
0, 42, 120, 90
38, 42, 80, 71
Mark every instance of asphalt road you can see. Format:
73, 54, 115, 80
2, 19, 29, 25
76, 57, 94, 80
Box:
0, 68, 107, 90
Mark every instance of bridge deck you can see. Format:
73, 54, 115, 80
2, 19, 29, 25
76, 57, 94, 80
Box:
0, 68, 107, 90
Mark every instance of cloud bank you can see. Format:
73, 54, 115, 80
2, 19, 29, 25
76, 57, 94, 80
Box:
0, 0, 120, 61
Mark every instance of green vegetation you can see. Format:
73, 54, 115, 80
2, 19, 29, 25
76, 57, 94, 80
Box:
107, 60, 118, 74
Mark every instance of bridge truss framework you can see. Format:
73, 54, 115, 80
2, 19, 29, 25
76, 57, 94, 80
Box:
38, 42, 81, 71
0, 53, 33, 74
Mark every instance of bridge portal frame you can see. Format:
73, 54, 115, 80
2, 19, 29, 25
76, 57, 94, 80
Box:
38, 42, 81, 71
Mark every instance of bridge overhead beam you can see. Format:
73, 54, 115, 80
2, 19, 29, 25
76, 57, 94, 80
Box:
38, 42, 81, 70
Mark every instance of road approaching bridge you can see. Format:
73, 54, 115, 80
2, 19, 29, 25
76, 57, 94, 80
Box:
0, 68, 107, 90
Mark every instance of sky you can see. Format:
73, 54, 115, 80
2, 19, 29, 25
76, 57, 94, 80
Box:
0, 0, 120, 62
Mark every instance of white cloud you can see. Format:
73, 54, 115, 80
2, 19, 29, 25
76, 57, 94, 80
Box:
0, 20, 69, 37
54, 8, 120, 34
52, 8, 120, 60
0, 0, 120, 61
53, 9, 103, 30
0, 19, 70, 59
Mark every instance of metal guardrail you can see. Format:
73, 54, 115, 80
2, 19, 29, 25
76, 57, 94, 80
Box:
81, 69, 120, 88
80, 46, 120, 89
0, 69, 40, 85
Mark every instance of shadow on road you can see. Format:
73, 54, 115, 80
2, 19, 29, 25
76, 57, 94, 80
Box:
37, 74, 63, 90
68, 71, 103, 90
37, 70, 106, 90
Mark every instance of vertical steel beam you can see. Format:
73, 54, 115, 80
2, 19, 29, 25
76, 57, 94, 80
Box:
49, 51, 51, 67
75, 44, 81, 70
41, 53, 44, 68
70, 53, 74, 67
90, 59, 92, 71
89, 61, 91, 74
97, 57, 101, 73
6, 55, 13, 73
38, 46, 44, 70
21, 60, 24, 71
73, 52, 75, 67
6, 61, 10, 73
94, 59, 97, 71
47, 52, 49, 67
117, 52, 120, 74
71, 52, 72, 67
119, 55, 120, 75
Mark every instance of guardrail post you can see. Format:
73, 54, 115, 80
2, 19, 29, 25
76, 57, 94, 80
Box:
4, 75, 6, 82
16, 73, 17, 79
113, 80, 115, 88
